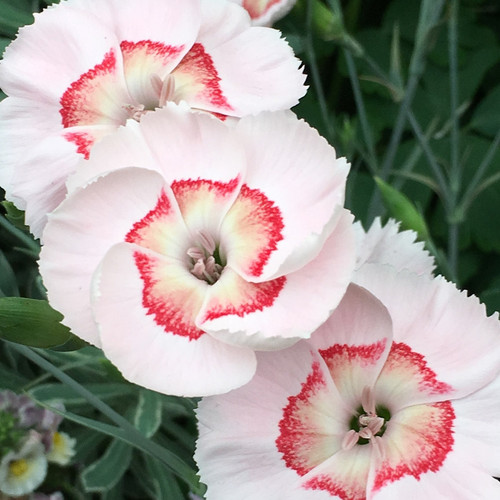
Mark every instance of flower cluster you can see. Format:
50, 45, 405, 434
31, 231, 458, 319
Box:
0, 391, 74, 498
0, 0, 499, 498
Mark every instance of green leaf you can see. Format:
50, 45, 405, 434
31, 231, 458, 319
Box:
0, 364, 29, 391
29, 382, 135, 406
81, 438, 133, 492
133, 389, 163, 438
471, 86, 500, 138
49, 334, 88, 352
0, 251, 19, 297
144, 455, 186, 500
0, 0, 33, 37
374, 177, 430, 241
1, 201, 29, 233
0, 297, 71, 347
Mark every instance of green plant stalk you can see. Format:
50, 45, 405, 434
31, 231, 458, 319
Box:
10, 343, 203, 495
305, 0, 335, 142
406, 112, 450, 204
447, 0, 460, 279
460, 131, 500, 214
367, 0, 445, 221
343, 48, 378, 174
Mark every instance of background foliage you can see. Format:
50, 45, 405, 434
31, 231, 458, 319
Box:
0, 0, 499, 497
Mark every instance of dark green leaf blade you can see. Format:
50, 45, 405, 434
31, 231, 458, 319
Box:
0, 297, 71, 347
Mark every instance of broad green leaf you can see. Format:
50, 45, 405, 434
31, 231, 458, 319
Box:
0, 0, 33, 37
50, 334, 88, 352
101, 480, 124, 500
471, 86, 500, 138
375, 177, 429, 241
133, 389, 162, 438
71, 427, 108, 464
0, 364, 29, 391
0, 297, 71, 347
29, 382, 135, 406
0, 37, 10, 57
1, 202, 30, 233
144, 455, 186, 500
81, 438, 133, 492
0, 251, 19, 297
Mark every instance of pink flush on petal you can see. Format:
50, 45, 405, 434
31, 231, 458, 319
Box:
276, 340, 456, 498
59, 40, 231, 157
124, 176, 286, 339
243, 0, 282, 19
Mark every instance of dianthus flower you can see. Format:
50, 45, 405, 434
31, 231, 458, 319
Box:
39, 105, 355, 397
195, 225, 500, 499
230, 0, 297, 26
0, 0, 306, 237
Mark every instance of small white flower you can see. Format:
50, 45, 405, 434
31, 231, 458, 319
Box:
0, 433, 48, 497
46, 431, 76, 466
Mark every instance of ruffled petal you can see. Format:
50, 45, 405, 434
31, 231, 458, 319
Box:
0, 97, 60, 203
230, 112, 349, 280
300, 446, 372, 500
39, 167, 177, 346
369, 401, 455, 494
94, 243, 256, 396
202, 22, 306, 115
452, 374, 500, 476
307, 284, 393, 412
11, 135, 82, 239
354, 218, 435, 276
370, 452, 500, 500
198, 210, 355, 349
355, 265, 500, 402
196, 343, 345, 500
0, 4, 121, 103
240, 0, 297, 26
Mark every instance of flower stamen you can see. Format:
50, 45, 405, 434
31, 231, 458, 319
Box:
187, 231, 224, 284
342, 387, 389, 459
151, 74, 176, 108
123, 103, 146, 121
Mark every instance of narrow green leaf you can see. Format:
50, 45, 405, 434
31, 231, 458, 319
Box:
81, 439, 133, 492
29, 382, 135, 406
134, 389, 163, 438
0, 297, 71, 347
375, 177, 430, 241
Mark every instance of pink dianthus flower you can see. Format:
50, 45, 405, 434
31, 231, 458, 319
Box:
195, 222, 500, 499
0, 0, 306, 237
39, 105, 354, 397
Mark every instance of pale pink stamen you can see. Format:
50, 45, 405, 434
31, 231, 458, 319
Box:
361, 386, 376, 414
342, 387, 387, 456
151, 73, 176, 108
123, 103, 146, 122
187, 231, 223, 284
341, 429, 359, 451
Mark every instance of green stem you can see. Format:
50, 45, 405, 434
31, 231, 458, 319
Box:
406, 112, 450, 204
460, 130, 500, 214
448, 0, 460, 196
447, 223, 459, 284
305, 0, 335, 142
344, 49, 378, 174
447, 0, 460, 281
